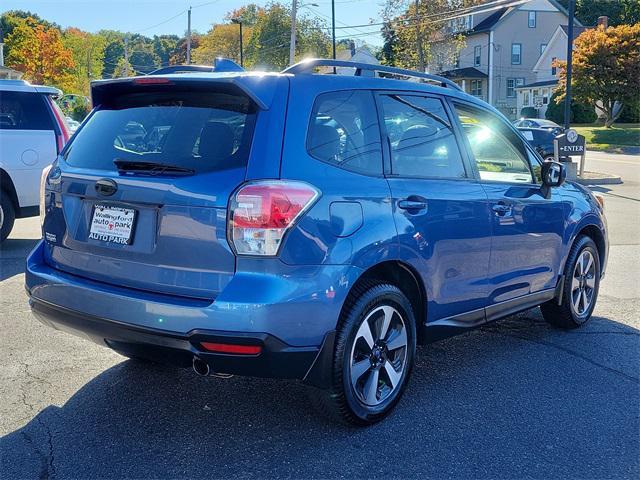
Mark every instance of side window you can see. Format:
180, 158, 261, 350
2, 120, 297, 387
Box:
454, 105, 534, 184
380, 94, 466, 179
0, 91, 54, 130
306, 90, 383, 175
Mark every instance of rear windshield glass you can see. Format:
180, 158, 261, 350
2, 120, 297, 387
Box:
63, 90, 257, 173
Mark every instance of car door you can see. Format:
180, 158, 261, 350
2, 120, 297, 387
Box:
377, 92, 492, 324
450, 102, 566, 310
0, 91, 57, 208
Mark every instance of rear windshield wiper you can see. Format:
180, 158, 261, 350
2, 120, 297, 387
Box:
114, 159, 195, 176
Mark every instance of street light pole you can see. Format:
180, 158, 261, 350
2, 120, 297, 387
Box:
289, 1, 319, 66
232, 18, 244, 67
186, 6, 192, 64
331, 0, 336, 60
290, 0, 298, 66
564, 0, 575, 130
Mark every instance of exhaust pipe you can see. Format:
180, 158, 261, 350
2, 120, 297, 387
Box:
192, 356, 210, 376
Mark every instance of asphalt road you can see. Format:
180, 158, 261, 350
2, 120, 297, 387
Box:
1, 151, 638, 479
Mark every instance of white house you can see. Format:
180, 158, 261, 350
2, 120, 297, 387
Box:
515, 24, 591, 118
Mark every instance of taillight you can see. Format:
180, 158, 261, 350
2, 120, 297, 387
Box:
39, 164, 52, 228
46, 96, 69, 153
229, 180, 320, 256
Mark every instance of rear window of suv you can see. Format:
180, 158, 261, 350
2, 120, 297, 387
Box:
0, 91, 54, 130
63, 90, 257, 174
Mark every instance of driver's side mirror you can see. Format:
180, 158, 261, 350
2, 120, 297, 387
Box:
540, 160, 566, 199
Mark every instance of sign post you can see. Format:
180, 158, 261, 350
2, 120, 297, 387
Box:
553, 129, 586, 180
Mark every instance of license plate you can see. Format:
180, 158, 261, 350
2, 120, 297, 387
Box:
89, 205, 137, 245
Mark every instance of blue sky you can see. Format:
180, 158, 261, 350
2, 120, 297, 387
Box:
3, 0, 386, 45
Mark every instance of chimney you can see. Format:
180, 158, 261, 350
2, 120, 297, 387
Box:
597, 16, 608, 29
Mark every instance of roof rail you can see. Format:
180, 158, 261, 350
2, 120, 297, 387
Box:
282, 59, 462, 91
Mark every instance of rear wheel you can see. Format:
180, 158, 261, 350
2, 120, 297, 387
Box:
0, 190, 16, 242
541, 236, 600, 328
312, 283, 416, 425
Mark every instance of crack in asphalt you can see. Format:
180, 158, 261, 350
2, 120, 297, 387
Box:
16, 363, 57, 479
485, 330, 639, 384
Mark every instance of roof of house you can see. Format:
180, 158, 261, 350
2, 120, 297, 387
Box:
516, 79, 558, 89
560, 25, 590, 40
468, 8, 509, 34
439, 67, 488, 79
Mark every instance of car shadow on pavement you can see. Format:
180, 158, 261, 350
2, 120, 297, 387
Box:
1, 310, 638, 479
0, 238, 39, 281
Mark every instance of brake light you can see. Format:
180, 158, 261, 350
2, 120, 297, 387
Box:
133, 77, 173, 85
46, 96, 69, 153
229, 180, 320, 256
200, 342, 262, 355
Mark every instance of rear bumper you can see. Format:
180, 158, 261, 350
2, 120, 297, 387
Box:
30, 297, 325, 379
26, 240, 359, 382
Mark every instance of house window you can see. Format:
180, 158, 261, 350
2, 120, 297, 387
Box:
507, 78, 526, 98
543, 96, 549, 105
540, 43, 547, 55
523, 91, 530, 106
528, 11, 536, 28
507, 79, 516, 98
511, 43, 522, 65
474, 45, 481, 67
471, 80, 483, 97
551, 56, 557, 75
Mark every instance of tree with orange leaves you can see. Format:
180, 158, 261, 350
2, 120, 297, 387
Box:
5, 17, 75, 92
555, 23, 640, 127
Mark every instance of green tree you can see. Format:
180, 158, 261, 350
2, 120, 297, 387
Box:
555, 23, 640, 127
381, 0, 484, 70
63, 28, 106, 95
99, 30, 126, 77
245, 2, 330, 70
557, 0, 640, 27
194, 23, 250, 65
153, 34, 180, 67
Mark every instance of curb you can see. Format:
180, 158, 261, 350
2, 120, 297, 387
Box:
573, 174, 622, 186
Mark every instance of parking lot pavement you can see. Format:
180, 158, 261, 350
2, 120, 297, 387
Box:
1, 161, 638, 478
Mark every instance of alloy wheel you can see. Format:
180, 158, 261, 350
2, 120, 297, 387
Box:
571, 250, 596, 317
349, 305, 408, 406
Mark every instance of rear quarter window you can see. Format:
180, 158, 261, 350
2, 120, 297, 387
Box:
0, 91, 55, 130
63, 90, 257, 174
306, 90, 383, 176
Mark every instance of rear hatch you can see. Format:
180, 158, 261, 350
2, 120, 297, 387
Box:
43, 78, 267, 300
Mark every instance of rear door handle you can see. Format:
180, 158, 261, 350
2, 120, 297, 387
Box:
398, 197, 428, 212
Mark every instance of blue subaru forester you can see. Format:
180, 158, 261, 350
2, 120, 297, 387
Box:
26, 59, 608, 425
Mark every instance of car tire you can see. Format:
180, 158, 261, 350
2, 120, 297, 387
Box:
541, 235, 600, 329
0, 190, 16, 243
311, 282, 417, 425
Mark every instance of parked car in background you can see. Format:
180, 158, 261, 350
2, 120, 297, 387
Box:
513, 118, 563, 136
0, 79, 69, 241
27, 59, 608, 425
517, 127, 556, 161
65, 116, 81, 133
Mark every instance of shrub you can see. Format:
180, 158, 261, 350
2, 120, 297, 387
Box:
546, 90, 597, 124
520, 106, 538, 118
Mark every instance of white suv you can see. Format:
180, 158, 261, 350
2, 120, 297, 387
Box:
0, 79, 69, 241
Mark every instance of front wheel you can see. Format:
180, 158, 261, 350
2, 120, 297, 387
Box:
0, 190, 16, 243
312, 283, 417, 425
541, 236, 601, 328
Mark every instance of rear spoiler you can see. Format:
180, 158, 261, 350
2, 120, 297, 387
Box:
90, 74, 280, 110
34, 86, 62, 97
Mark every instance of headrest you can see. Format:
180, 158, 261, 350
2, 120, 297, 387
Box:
199, 122, 234, 161
308, 124, 340, 161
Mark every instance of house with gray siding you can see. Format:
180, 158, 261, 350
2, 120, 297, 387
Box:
427, 0, 581, 119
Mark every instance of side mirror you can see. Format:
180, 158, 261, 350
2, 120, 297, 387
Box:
540, 160, 566, 199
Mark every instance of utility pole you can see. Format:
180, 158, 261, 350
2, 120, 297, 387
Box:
124, 35, 130, 76
186, 6, 192, 64
416, 0, 425, 72
0, 26, 5, 68
331, 0, 336, 60
290, 0, 298, 66
563, 0, 575, 130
